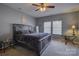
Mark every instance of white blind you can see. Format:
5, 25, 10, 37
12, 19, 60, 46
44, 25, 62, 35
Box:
44, 22, 51, 33
53, 21, 62, 35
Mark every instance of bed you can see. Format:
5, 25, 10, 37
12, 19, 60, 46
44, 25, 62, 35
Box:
12, 24, 51, 55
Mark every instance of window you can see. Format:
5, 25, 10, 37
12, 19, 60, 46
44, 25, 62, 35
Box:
36, 26, 39, 33
52, 21, 62, 35
44, 22, 51, 33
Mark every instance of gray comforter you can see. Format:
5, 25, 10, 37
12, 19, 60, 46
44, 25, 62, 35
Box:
21, 33, 49, 49
24, 33, 49, 39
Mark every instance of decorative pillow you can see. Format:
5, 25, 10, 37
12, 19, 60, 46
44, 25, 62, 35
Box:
29, 30, 34, 33
16, 31, 22, 35
22, 30, 30, 34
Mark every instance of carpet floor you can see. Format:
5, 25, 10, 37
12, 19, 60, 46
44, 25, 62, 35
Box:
41, 40, 79, 56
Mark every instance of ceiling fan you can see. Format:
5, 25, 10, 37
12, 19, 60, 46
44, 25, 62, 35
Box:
32, 3, 55, 11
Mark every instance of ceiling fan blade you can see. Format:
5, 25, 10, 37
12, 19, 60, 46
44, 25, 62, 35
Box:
47, 6, 55, 8
32, 4, 39, 6
35, 9, 39, 11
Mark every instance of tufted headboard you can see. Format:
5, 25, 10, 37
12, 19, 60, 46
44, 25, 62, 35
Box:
13, 24, 34, 31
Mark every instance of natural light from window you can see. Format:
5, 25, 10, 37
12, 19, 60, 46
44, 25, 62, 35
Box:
44, 21, 51, 33
52, 21, 62, 35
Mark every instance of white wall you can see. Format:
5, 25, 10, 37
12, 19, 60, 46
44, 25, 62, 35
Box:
0, 4, 35, 41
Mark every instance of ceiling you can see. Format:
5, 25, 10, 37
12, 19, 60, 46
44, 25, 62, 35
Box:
4, 3, 79, 18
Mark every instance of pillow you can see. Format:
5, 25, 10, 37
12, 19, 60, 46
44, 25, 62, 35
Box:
29, 30, 34, 33
22, 30, 30, 34
16, 31, 22, 34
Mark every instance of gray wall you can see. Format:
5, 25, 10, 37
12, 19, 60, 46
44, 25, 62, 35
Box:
35, 12, 79, 35
0, 4, 35, 41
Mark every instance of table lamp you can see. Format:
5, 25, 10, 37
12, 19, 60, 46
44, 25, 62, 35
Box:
72, 25, 75, 36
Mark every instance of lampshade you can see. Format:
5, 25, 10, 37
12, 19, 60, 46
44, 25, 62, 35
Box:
72, 25, 75, 29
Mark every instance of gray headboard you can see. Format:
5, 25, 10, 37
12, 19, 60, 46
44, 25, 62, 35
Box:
13, 24, 34, 32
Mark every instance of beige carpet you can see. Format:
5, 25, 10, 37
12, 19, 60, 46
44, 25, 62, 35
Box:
41, 39, 79, 56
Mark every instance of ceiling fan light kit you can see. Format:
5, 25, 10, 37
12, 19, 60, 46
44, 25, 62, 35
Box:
32, 3, 55, 12
40, 7, 46, 11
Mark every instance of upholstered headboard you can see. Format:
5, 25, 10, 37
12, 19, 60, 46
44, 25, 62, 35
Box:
13, 24, 34, 32
12, 24, 35, 37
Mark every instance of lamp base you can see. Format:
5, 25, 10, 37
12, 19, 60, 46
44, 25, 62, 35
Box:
72, 33, 75, 36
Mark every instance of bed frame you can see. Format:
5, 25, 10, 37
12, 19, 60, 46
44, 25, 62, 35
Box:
12, 24, 51, 55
